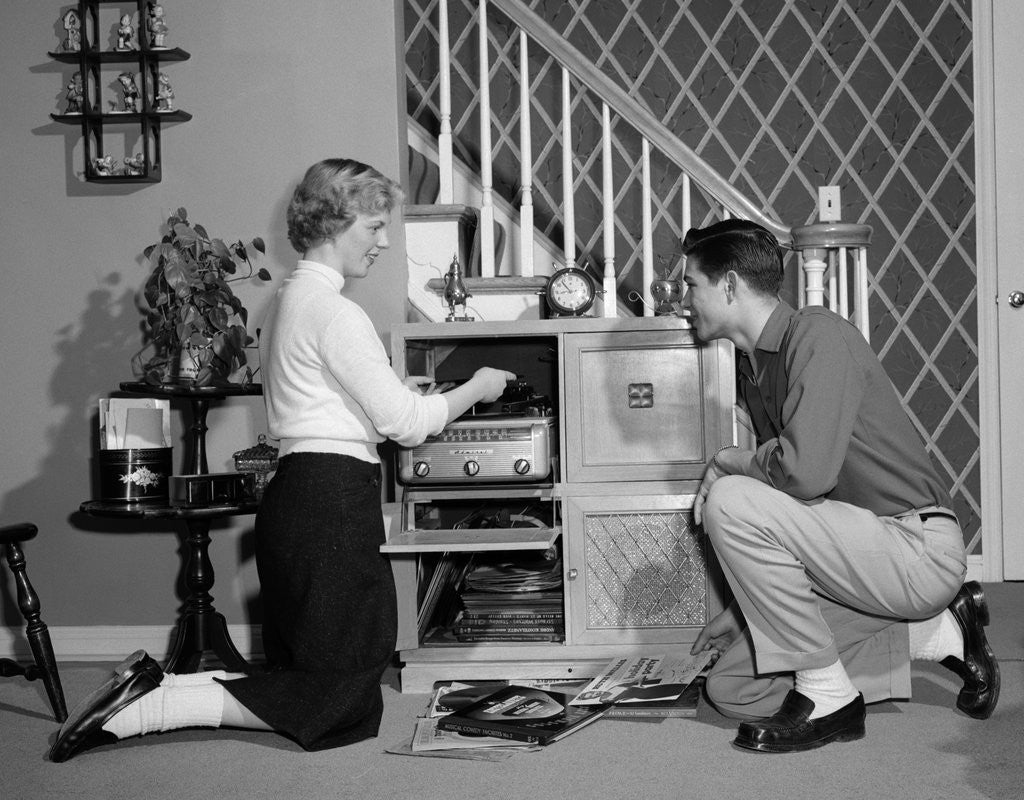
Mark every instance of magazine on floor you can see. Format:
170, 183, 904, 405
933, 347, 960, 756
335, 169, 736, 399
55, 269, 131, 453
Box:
569, 650, 713, 706
602, 676, 705, 718
411, 717, 537, 751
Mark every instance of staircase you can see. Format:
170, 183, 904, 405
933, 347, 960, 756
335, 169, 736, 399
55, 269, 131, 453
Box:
404, 0, 872, 329
405, 119, 557, 322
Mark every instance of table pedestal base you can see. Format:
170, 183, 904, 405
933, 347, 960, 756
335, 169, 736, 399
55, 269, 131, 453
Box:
165, 609, 248, 673
164, 516, 250, 673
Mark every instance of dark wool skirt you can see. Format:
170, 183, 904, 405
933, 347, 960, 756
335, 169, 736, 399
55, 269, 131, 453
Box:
220, 452, 397, 751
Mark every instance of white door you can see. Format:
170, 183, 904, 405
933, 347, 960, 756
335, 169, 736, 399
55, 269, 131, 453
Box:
979, 0, 1024, 578
994, 288, 1024, 579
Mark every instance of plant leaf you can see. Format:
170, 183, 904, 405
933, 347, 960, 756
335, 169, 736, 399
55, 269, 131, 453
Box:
173, 223, 198, 247
164, 261, 191, 296
211, 334, 234, 363
150, 241, 175, 267
185, 330, 210, 348
211, 238, 232, 260
208, 306, 230, 332
194, 366, 214, 387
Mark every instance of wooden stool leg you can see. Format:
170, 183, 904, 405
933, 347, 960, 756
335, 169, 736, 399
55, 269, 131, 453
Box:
4, 541, 68, 722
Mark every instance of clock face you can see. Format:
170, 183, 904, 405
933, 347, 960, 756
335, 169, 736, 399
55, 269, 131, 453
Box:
547, 268, 595, 315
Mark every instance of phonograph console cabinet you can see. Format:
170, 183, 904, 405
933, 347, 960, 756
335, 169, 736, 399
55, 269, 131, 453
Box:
382, 317, 735, 693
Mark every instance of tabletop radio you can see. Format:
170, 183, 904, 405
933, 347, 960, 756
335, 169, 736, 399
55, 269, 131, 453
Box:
398, 413, 556, 484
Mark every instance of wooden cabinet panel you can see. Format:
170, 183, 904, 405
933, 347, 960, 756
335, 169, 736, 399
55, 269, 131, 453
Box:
563, 330, 722, 482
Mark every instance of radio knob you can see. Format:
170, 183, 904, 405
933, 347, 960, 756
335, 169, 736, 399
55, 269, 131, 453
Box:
413, 461, 430, 478
514, 458, 531, 475
464, 460, 480, 477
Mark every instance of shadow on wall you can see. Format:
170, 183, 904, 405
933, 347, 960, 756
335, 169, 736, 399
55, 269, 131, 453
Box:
0, 270, 260, 632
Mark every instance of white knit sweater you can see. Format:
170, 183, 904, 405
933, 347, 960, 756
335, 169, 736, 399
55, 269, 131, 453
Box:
258, 260, 448, 463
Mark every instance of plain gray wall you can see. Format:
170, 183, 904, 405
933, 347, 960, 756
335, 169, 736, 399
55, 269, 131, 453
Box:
0, 1, 408, 631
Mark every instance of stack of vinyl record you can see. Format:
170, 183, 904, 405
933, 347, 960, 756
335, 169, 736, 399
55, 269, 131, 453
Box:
453, 554, 565, 643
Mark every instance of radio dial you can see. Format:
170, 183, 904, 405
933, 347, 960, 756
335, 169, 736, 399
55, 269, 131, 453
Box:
464, 460, 480, 477
514, 458, 531, 475
413, 461, 430, 478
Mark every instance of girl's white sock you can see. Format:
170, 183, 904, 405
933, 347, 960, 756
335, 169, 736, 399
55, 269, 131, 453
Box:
101, 676, 226, 739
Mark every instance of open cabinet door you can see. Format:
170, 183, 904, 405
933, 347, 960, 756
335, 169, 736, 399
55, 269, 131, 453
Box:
381, 500, 562, 651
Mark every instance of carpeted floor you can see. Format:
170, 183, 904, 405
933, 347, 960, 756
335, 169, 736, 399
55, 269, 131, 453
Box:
3, 582, 1021, 800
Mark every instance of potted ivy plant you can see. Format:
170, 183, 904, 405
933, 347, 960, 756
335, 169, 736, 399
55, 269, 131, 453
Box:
134, 207, 271, 387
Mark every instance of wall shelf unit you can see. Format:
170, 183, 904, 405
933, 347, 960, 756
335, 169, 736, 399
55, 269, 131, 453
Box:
49, 1, 190, 184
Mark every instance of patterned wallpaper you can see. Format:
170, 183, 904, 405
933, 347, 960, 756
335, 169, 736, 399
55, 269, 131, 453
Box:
405, 0, 981, 549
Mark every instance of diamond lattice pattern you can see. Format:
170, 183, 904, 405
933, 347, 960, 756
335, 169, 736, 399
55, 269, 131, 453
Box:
405, 0, 980, 552
584, 511, 708, 628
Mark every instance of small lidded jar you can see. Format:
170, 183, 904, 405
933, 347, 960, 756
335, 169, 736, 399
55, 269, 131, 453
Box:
232, 434, 279, 499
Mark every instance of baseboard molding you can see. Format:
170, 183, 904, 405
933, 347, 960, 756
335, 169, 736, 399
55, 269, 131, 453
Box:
0, 625, 263, 662
0, 559, 987, 660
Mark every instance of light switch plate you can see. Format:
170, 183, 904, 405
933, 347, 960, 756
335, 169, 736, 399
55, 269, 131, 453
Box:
818, 186, 841, 222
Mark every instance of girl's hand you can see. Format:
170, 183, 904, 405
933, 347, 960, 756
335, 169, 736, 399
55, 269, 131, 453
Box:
403, 375, 437, 393
471, 367, 518, 403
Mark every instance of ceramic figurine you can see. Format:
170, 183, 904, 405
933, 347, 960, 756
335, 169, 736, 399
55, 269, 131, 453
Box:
93, 155, 118, 176
124, 153, 145, 176
118, 72, 140, 112
65, 72, 83, 114
61, 10, 81, 52
148, 3, 169, 48
116, 14, 136, 51
155, 72, 175, 111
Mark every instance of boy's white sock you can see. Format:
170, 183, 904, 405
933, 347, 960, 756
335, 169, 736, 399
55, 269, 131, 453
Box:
794, 659, 858, 719
909, 609, 963, 661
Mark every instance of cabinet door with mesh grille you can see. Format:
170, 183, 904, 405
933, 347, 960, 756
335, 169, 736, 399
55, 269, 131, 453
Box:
563, 494, 724, 646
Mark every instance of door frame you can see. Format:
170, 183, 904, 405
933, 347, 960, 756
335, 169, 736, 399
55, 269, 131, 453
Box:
975, 0, 1024, 579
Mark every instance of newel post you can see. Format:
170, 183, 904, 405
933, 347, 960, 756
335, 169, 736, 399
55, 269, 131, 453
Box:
791, 222, 873, 337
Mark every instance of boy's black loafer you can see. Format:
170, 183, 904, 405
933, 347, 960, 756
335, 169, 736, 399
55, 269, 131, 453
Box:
733, 690, 865, 753
941, 581, 1000, 719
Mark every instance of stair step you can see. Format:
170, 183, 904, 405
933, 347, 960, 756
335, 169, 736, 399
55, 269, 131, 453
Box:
424, 276, 548, 295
